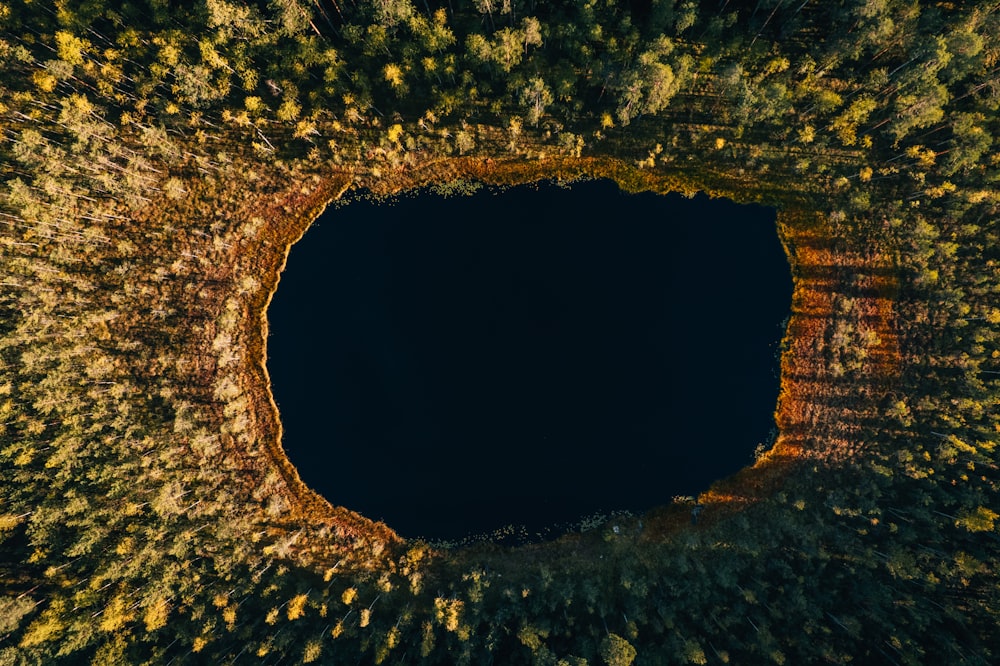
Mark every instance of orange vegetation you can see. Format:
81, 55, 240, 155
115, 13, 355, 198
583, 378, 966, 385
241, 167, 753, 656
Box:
673, 208, 903, 534
180, 154, 903, 562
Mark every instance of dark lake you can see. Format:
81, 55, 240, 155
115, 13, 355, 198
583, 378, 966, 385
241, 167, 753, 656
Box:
267, 178, 792, 542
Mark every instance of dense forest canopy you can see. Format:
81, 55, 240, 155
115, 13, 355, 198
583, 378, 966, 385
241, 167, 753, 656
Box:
1, 0, 999, 664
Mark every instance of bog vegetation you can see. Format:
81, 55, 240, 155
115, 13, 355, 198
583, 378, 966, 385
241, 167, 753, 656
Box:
1, 0, 998, 664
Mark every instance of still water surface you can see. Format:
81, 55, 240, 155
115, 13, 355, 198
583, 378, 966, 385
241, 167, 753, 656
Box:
267, 179, 792, 541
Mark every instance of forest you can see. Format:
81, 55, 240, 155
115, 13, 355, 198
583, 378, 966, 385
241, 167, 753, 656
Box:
1, 0, 998, 664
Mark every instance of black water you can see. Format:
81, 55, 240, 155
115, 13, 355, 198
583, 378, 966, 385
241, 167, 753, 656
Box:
267, 179, 792, 541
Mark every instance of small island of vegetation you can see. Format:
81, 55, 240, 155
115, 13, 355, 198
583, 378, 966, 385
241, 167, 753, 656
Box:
1, 1, 998, 664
